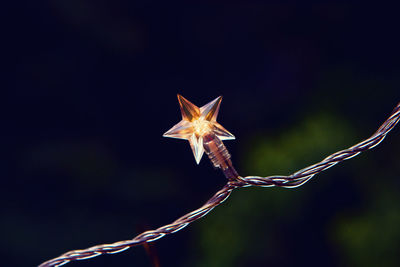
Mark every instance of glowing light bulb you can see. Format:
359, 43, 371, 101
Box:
192, 117, 211, 137
163, 94, 235, 165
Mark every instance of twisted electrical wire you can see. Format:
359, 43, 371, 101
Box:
40, 182, 238, 267
240, 102, 400, 188
39, 102, 400, 267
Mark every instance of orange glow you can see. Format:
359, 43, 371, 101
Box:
163, 94, 235, 164
192, 117, 211, 137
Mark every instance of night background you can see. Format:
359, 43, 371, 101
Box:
4, 1, 400, 266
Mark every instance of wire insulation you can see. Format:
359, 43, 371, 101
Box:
39, 102, 400, 267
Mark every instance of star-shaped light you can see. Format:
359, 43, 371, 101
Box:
163, 94, 235, 164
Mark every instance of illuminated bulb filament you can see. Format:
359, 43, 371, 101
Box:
193, 117, 211, 137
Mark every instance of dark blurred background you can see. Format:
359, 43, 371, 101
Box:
4, 1, 400, 266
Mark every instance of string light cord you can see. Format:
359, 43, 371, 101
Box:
239, 101, 400, 188
39, 101, 400, 267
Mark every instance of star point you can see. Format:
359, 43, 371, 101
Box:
163, 95, 235, 164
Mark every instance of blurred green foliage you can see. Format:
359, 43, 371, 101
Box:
191, 112, 358, 266
190, 108, 400, 266
333, 186, 400, 267
244, 112, 355, 175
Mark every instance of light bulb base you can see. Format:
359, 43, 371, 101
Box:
203, 133, 239, 180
